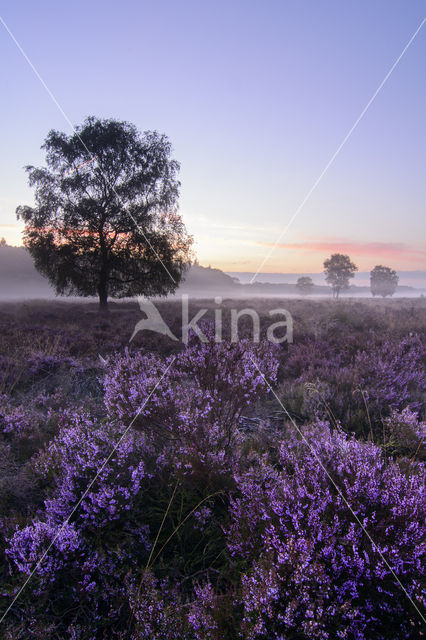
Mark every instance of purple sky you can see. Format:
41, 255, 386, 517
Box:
1, 0, 425, 273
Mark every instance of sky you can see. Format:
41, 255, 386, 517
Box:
0, 0, 425, 274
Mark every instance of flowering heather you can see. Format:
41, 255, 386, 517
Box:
281, 333, 426, 438
0, 301, 425, 639
226, 423, 426, 639
383, 407, 426, 461
7, 520, 81, 582
104, 330, 279, 472
35, 415, 149, 528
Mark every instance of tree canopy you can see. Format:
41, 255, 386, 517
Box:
370, 265, 399, 297
323, 253, 357, 299
16, 116, 193, 308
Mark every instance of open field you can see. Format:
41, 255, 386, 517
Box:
0, 297, 425, 639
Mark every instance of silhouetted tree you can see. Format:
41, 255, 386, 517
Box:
0, 237, 6, 247
16, 117, 193, 309
370, 265, 399, 297
323, 253, 357, 299
296, 276, 314, 295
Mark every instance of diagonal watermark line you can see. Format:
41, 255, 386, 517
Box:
250, 17, 426, 284
0, 15, 177, 284
64, 155, 98, 176
0, 356, 175, 625
249, 355, 426, 626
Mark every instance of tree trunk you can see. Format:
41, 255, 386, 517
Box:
99, 291, 108, 310
98, 276, 109, 311
98, 232, 109, 311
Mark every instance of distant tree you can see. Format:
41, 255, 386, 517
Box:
370, 265, 399, 297
16, 116, 193, 309
296, 276, 314, 295
323, 253, 357, 299
0, 237, 6, 247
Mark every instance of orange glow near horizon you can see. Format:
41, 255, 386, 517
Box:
3, 225, 426, 274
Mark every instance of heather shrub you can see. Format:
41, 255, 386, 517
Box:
0, 392, 91, 463
226, 423, 426, 639
3, 335, 278, 637
33, 415, 149, 528
104, 330, 279, 474
1, 303, 425, 639
281, 334, 426, 438
6, 414, 153, 635
5, 399, 426, 638
352, 336, 425, 415
128, 572, 188, 640
0, 393, 84, 518
383, 407, 426, 461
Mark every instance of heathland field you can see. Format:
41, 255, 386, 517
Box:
0, 297, 425, 639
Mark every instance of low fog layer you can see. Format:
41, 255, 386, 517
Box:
229, 271, 426, 289
0, 245, 425, 300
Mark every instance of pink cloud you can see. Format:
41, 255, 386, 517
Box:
256, 239, 426, 265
